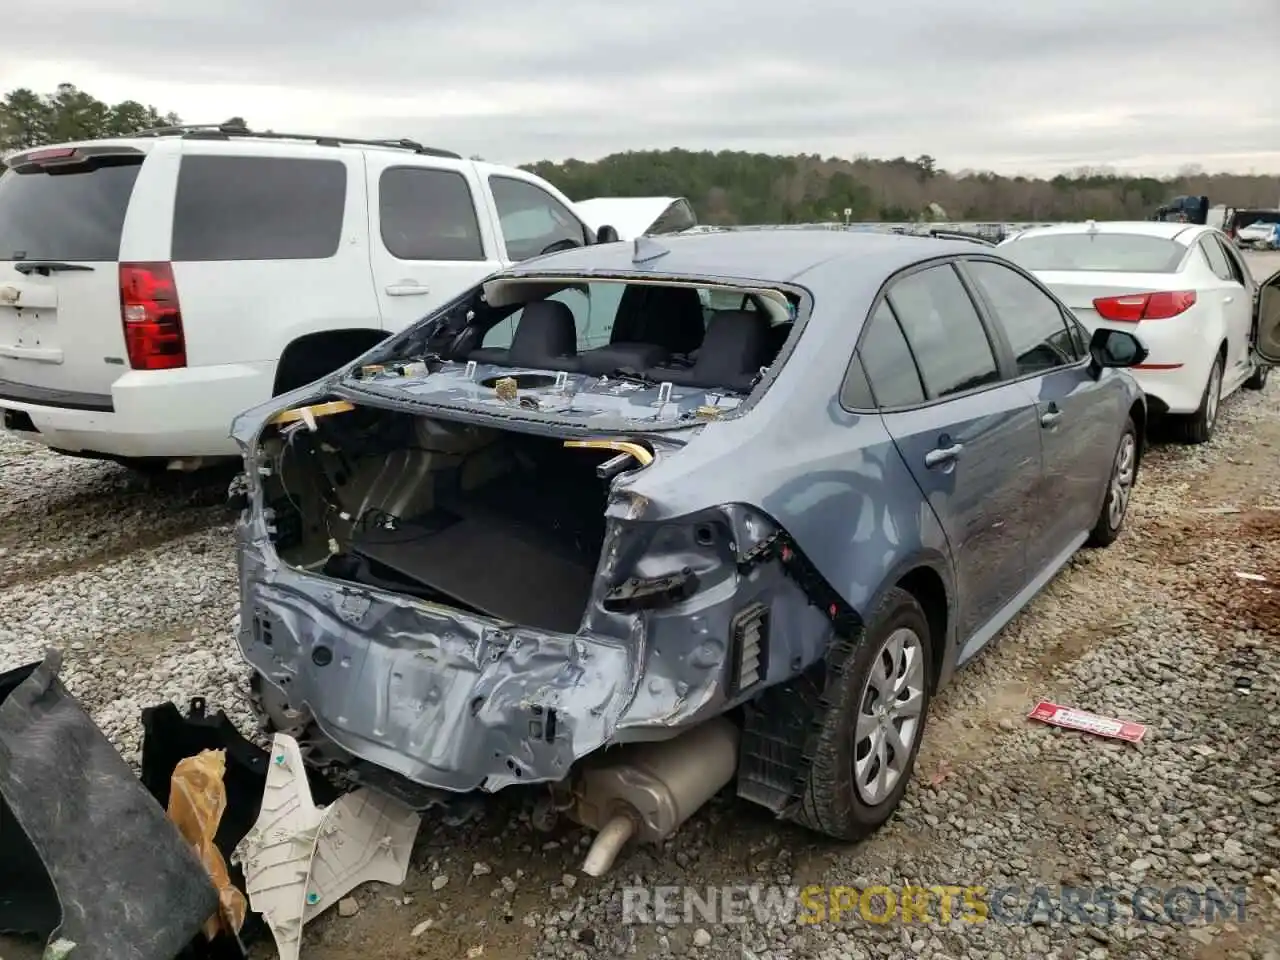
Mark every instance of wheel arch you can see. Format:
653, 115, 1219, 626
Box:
272, 327, 389, 395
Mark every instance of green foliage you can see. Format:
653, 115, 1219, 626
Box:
1, 84, 181, 153
525, 150, 1280, 225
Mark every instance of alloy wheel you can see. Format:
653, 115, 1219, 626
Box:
1108, 433, 1136, 530
1206, 361, 1222, 430
853, 627, 926, 806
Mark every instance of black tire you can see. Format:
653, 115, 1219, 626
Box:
1244, 363, 1270, 391
788, 586, 933, 841
1171, 353, 1224, 445
1086, 418, 1138, 548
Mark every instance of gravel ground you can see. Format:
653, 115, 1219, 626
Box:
2, 253, 1279, 960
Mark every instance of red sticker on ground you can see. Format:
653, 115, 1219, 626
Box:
1027, 701, 1147, 743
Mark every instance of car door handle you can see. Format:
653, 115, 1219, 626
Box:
1224, 295, 1235, 303
1040, 410, 1062, 427
385, 282, 430, 296
924, 443, 963, 468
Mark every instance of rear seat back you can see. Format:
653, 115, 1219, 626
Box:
470, 299, 580, 371
649, 310, 772, 391
579, 284, 705, 376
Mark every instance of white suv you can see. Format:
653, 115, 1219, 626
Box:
0, 125, 623, 469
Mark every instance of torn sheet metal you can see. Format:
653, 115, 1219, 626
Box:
239, 734, 327, 960
0, 651, 219, 960
167, 749, 250, 940
301, 788, 420, 922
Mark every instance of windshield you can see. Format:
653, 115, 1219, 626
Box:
0, 159, 143, 261
1000, 233, 1187, 273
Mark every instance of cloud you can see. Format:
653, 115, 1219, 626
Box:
5, 0, 1279, 175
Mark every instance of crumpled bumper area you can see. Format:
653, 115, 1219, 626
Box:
0, 651, 218, 959
241, 571, 643, 793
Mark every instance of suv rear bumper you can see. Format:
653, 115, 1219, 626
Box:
0, 361, 274, 459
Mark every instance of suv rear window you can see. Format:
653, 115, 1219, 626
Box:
1000, 234, 1187, 273
0, 160, 143, 261
172, 155, 347, 262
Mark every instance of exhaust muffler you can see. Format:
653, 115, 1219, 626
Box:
573, 717, 740, 876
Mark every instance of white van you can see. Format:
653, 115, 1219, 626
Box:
0, 126, 626, 469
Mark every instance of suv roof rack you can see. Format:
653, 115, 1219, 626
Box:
132, 122, 462, 159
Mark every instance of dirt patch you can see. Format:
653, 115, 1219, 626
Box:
0, 516, 227, 590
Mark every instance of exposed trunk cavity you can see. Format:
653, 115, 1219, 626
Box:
257, 403, 627, 634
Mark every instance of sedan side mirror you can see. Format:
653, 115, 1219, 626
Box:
594, 224, 621, 244
1089, 328, 1149, 371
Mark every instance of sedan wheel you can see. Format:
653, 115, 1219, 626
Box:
853, 627, 927, 805
1087, 417, 1138, 548
1107, 432, 1137, 531
1205, 361, 1222, 430
1173, 356, 1223, 445
788, 586, 934, 841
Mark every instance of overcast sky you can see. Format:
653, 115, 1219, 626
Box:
4, 0, 1278, 177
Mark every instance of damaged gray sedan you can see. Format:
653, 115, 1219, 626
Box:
230, 230, 1149, 873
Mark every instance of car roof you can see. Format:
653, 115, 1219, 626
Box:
3, 130, 464, 165
505, 229, 987, 286
1008, 221, 1205, 243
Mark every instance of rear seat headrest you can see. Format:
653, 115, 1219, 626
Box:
508, 300, 579, 366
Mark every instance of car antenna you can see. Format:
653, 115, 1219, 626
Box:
632, 236, 669, 263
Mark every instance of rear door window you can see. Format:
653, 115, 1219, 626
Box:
0, 159, 143, 261
964, 259, 1083, 374
853, 301, 926, 408
887, 264, 1002, 398
1213, 236, 1248, 285
1199, 236, 1233, 282
171, 155, 347, 261
379, 167, 484, 261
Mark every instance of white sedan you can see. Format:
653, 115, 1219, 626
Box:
998, 221, 1272, 443
1236, 217, 1279, 250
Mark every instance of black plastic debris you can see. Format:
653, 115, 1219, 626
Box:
0, 661, 61, 941
0, 650, 219, 960
140, 695, 342, 956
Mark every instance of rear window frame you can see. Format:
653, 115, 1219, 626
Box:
999, 232, 1191, 274
0, 155, 145, 263
352, 271, 814, 431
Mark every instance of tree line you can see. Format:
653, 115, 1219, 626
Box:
4, 84, 1277, 224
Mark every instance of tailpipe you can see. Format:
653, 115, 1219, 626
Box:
573, 717, 740, 877
581, 812, 636, 877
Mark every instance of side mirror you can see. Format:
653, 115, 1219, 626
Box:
1088, 328, 1148, 371
594, 224, 620, 244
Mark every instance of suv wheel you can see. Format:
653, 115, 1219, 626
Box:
789, 586, 932, 841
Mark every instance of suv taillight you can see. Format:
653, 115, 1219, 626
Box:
119, 262, 186, 370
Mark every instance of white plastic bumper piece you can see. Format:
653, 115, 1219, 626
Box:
302, 787, 420, 923
239, 734, 422, 959
239, 735, 327, 960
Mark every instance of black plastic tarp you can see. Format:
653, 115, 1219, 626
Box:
0, 651, 219, 959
